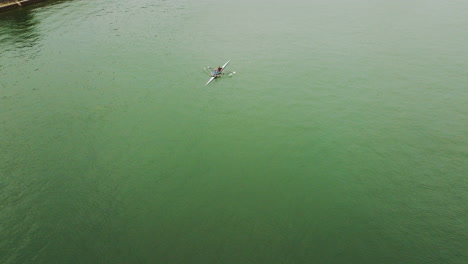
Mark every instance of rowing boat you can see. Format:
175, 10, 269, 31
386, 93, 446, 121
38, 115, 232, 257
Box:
205, 60, 230, 85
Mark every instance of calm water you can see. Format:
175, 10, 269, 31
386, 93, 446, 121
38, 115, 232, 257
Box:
1, 0, 467, 263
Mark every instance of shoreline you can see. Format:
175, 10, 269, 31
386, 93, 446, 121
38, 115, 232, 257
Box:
0, 0, 48, 12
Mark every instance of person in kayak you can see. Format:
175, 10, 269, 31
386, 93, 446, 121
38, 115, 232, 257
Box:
212, 66, 223, 77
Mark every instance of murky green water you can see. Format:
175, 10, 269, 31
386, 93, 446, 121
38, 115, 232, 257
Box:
1, 0, 467, 263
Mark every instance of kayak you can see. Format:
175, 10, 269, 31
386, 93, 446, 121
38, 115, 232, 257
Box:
205, 60, 230, 85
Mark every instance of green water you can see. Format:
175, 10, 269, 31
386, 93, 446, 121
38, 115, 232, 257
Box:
1, 0, 467, 263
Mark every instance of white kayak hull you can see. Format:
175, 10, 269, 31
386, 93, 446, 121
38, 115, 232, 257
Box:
205, 60, 230, 85
205, 76, 216, 85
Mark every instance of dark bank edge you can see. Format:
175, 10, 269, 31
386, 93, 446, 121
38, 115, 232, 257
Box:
0, 0, 48, 12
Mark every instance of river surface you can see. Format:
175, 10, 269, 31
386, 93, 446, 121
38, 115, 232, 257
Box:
1, 0, 467, 263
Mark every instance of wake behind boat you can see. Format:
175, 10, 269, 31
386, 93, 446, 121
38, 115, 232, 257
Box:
205, 60, 230, 85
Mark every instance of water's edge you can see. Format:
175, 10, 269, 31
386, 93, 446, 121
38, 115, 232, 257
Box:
0, 0, 48, 12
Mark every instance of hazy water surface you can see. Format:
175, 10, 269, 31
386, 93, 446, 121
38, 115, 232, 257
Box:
1, 0, 467, 263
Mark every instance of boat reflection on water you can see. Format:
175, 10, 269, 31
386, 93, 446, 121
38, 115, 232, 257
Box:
0, 8, 41, 54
